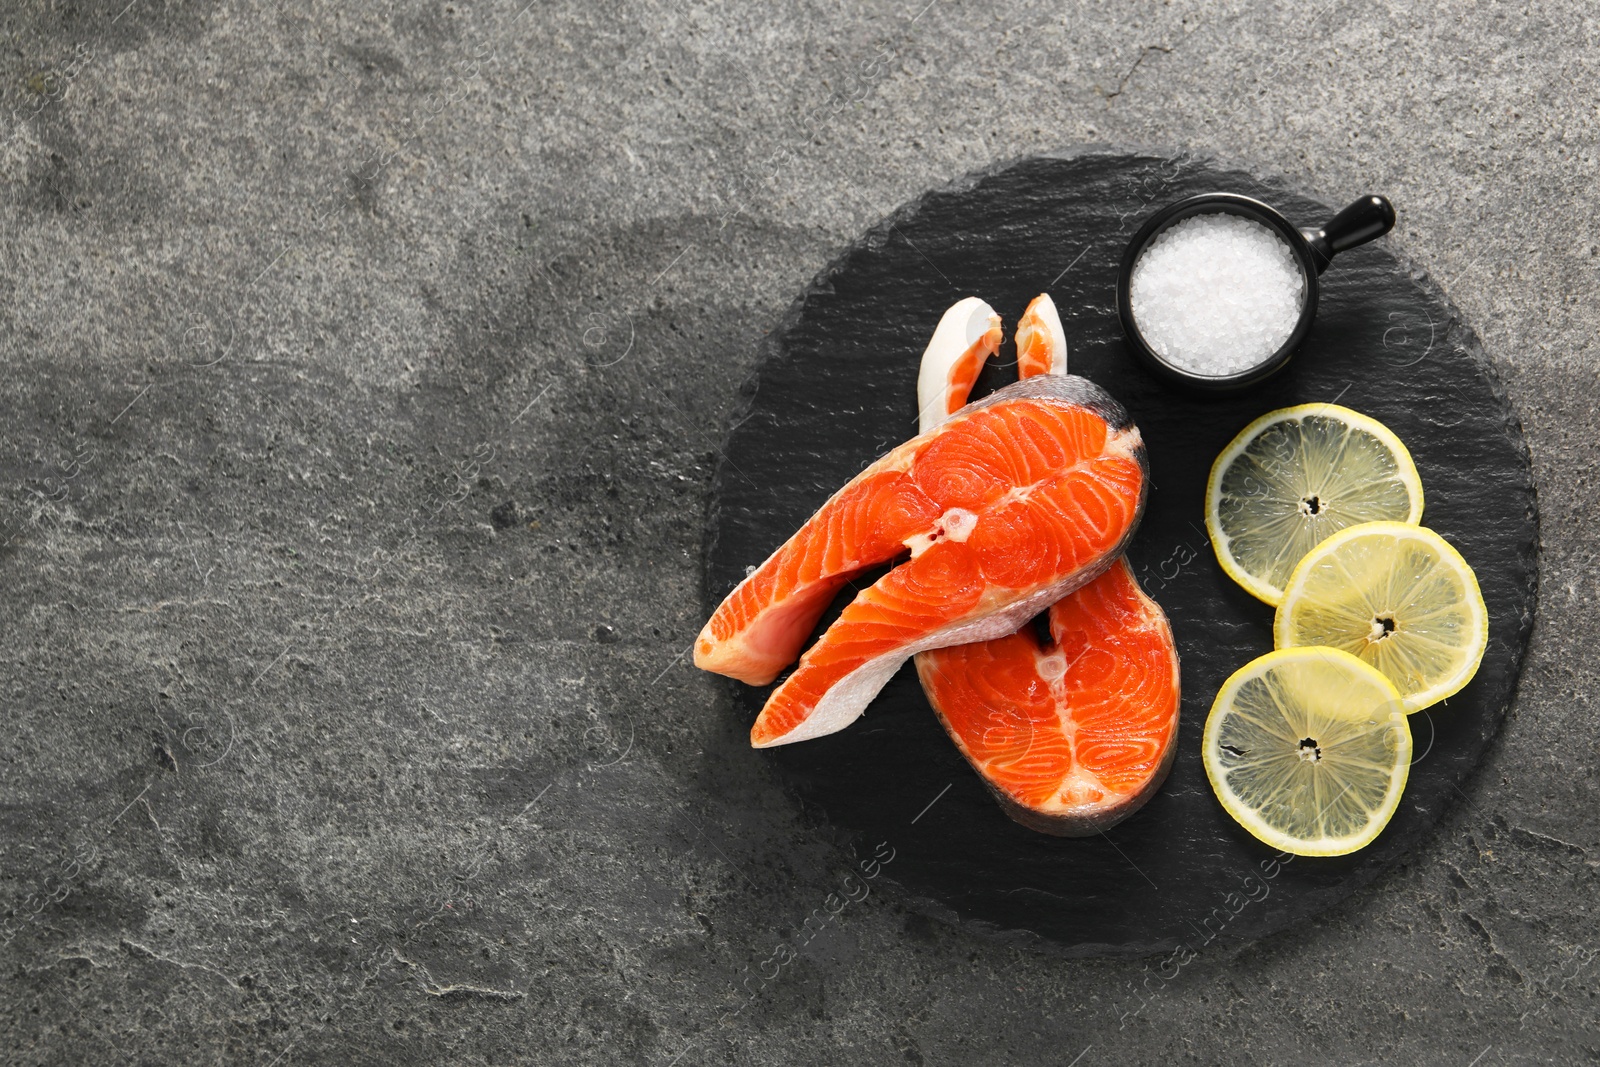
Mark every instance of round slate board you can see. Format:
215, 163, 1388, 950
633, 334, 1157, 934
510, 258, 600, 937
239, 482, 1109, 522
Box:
704, 149, 1538, 956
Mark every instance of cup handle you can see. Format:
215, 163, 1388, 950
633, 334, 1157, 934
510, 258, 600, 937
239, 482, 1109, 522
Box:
1300, 195, 1395, 274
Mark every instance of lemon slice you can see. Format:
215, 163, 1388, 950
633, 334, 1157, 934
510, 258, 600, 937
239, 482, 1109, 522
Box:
1206, 404, 1424, 606
1203, 647, 1411, 857
1275, 521, 1488, 713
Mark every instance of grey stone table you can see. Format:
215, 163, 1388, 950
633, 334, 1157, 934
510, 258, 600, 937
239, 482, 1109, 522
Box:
1, 2, 1595, 1065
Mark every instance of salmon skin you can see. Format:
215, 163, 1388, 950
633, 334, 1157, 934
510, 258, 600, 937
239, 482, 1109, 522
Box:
696, 373, 1149, 749
916, 558, 1180, 835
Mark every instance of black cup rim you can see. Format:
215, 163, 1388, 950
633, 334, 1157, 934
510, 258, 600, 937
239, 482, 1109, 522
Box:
1116, 192, 1321, 392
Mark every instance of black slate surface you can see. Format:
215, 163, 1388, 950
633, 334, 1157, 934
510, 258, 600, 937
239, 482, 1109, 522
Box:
704, 150, 1539, 956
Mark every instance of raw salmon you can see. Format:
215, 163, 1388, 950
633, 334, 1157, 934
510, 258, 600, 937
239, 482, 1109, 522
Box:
914, 294, 1181, 835
1013, 291, 1068, 380
696, 365, 1149, 749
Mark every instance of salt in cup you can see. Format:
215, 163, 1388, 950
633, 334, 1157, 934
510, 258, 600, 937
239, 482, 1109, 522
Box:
1116, 192, 1395, 392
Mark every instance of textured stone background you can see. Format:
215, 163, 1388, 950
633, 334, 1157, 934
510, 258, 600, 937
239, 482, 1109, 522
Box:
0, 2, 1595, 1064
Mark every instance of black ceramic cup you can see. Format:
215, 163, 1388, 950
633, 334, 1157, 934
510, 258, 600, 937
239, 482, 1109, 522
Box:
1116, 192, 1396, 392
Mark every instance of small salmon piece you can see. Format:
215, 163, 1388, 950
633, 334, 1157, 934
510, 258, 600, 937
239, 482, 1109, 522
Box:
915, 297, 1004, 436
1015, 293, 1068, 380
696, 374, 1148, 749
916, 558, 1180, 835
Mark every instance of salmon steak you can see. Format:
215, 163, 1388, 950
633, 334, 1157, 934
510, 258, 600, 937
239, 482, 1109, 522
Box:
914, 294, 1181, 835
916, 558, 1180, 834
695, 341, 1149, 749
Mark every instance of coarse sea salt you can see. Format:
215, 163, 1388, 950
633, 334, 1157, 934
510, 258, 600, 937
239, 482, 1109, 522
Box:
1130, 213, 1305, 377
